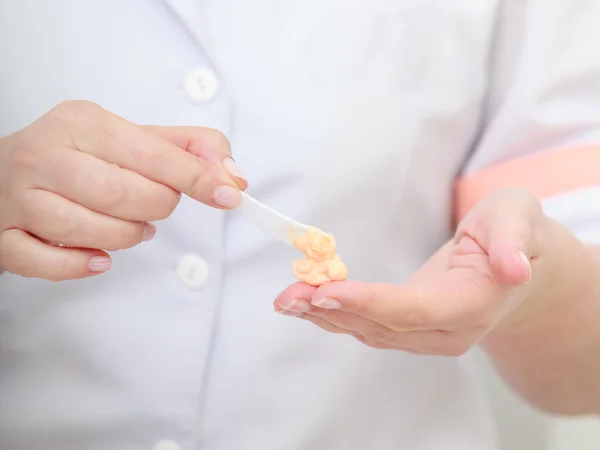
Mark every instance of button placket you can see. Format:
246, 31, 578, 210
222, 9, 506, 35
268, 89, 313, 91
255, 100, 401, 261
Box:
176, 253, 210, 290
183, 67, 219, 103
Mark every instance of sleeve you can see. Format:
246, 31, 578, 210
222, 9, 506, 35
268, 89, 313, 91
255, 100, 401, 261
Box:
454, 0, 600, 245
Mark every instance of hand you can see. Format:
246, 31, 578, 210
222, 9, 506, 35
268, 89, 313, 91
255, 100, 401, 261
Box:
0, 101, 246, 281
274, 189, 546, 356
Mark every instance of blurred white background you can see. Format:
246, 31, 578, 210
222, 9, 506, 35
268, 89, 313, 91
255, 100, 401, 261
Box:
474, 349, 600, 450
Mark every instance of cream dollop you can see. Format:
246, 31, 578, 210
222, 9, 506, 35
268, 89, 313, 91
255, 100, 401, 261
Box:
292, 227, 348, 286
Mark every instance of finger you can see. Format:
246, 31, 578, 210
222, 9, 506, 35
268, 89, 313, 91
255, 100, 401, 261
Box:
309, 280, 434, 331
280, 299, 471, 355
306, 309, 398, 342
51, 101, 242, 209
357, 329, 473, 356
306, 309, 466, 355
378, 328, 475, 357
145, 125, 248, 191
300, 313, 398, 350
19, 189, 155, 251
456, 188, 540, 286
0, 229, 111, 281
310, 279, 489, 332
36, 146, 180, 221
273, 282, 319, 312
488, 241, 532, 286
352, 335, 397, 350
300, 314, 358, 336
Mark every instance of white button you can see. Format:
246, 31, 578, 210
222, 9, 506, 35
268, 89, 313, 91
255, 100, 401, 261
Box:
176, 253, 209, 290
183, 67, 219, 103
152, 440, 181, 450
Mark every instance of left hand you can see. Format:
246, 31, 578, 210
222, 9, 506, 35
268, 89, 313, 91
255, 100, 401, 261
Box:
274, 188, 547, 356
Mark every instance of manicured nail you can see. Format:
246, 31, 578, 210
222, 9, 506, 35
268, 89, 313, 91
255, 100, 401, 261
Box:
518, 251, 532, 284
222, 157, 247, 182
213, 185, 241, 209
142, 222, 156, 241
276, 310, 305, 317
280, 299, 312, 313
89, 256, 112, 272
311, 298, 342, 309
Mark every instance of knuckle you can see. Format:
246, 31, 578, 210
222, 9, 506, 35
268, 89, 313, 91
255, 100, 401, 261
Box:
17, 193, 35, 227
0, 229, 76, 282
0, 230, 50, 280
49, 100, 101, 122
150, 187, 181, 220
104, 222, 145, 251
8, 130, 42, 174
90, 171, 126, 211
44, 257, 73, 282
128, 140, 155, 171
202, 127, 231, 155
19, 191, 44, 226
23, 192, 79, 244
51, 200, 80, 239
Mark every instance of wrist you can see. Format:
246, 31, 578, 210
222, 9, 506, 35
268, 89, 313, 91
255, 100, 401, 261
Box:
480, 217, 600, 415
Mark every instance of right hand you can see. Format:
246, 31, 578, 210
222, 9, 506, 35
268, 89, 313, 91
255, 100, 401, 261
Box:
0, 100, 247, 281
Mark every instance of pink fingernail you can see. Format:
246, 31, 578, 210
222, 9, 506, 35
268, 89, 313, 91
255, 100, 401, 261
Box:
213, 185, 241, 209
222, 157, 247, 182
518, 251, 532, 284
89, 256, 112, 272
280, 299, 312, 313
311, 298, 341, 309
142, 222, 156, 241
276, 310, 305, 317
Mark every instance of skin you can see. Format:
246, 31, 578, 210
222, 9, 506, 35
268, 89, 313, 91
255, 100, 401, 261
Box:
274, 189, 600, 416
0, 101, 247, 281
2, 102, 597, 415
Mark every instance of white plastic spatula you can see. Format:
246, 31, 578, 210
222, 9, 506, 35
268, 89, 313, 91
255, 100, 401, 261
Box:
236, 192, 310, 246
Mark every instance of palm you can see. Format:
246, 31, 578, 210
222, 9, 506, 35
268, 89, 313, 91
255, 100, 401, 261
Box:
403, 235, 506, 331
274, 189, 540, 354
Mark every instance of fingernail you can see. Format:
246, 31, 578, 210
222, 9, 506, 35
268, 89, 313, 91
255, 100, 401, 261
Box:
142, 222, 156, 241
276, 310, 305, 317
280, 298, 312, 313
222, 157, 247, 182
89, 256, 112, 272
213, 185, 241, 209
312, 297, 342, 309
518, 251, 532, 284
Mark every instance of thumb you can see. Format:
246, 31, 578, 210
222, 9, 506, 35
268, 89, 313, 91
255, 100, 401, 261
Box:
457, 189, 541, 286
488, 238, 532, 286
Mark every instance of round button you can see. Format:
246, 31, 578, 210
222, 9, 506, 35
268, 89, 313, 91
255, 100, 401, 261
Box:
176, 254, 209, 290
183, 67, 219, 103
153, 440, 181, 450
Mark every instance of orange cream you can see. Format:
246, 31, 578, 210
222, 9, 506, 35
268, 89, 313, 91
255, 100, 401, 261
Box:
291, 227, 348, 286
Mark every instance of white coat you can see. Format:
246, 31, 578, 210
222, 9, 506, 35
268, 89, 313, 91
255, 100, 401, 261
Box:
1, 1, 600, 449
